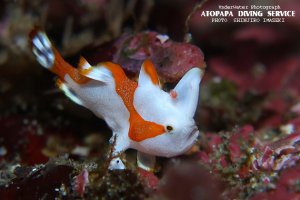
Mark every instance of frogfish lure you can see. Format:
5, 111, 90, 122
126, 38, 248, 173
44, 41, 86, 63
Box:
29, 28, 204, 171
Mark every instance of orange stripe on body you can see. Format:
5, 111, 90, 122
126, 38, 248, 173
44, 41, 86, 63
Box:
103, 62, 165, 142
51, 49, 90, 84
143, 59, 160, 85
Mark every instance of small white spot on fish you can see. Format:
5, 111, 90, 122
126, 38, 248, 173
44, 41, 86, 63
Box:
156, 34, 169, 44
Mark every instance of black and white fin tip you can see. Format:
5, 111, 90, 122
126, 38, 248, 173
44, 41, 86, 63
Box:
31, 31, 54, 69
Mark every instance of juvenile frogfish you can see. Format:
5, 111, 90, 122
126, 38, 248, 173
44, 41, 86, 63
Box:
29, 29, 204, 171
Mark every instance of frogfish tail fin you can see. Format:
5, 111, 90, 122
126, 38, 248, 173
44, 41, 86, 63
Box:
29, 27, 77, 81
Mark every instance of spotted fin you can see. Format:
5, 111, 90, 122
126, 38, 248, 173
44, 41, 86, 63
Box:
56, 79, 85, 106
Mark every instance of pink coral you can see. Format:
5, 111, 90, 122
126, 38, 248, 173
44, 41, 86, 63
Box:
87, 31, 205, 82
73, 169, 89, 197
157, 162, 226, 200
254, 133, 300, 171
137, 168, 159, 190
251, 165, 300, 200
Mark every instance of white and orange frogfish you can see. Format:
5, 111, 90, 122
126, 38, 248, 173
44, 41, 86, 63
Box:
29, 29, 203, 171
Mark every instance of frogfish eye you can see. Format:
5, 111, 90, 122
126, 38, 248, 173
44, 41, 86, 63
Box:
166, 125, 173, 131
